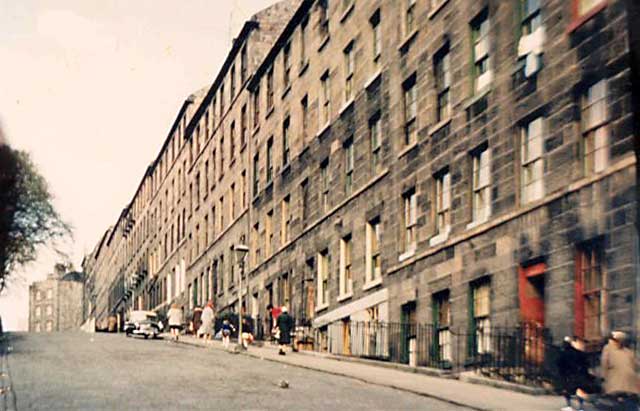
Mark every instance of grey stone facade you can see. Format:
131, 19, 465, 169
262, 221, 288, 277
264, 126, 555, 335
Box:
28, 265, 85, 332
85, 0, 638, 351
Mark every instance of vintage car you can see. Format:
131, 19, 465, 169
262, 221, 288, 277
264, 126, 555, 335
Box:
124, 310, 162, 339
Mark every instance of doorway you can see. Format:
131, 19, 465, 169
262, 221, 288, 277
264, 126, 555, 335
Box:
518, 262, 546, 364
400, 301, 417, 365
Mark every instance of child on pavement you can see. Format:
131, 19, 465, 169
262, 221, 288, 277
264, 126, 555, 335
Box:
221, 319, 235, 349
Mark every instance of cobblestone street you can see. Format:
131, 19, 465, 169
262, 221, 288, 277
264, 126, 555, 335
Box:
3, 332, 472, 410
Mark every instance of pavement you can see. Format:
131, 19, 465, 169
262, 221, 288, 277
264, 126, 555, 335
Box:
167, 333, 565, 411
1, 332, 473, 410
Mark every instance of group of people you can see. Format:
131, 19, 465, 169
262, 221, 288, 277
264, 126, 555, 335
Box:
556, 331, 639, 411
165, 301, 215, 342
164, 301, 295, 354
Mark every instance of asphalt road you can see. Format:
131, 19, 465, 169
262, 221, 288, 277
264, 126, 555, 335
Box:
3, 332, 471, 411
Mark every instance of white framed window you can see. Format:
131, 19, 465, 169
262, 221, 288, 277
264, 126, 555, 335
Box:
45, 321, 53, 332
318, 250, 330, 306
471, 147, 491, 224
35, 306, 41, 318
321, 159, 330, 212
471, 10, 491, 94
34, 322, 41, 333
436, 171, 451, 234
283, 42, 291, 88
36, 291, 42, 301
266, 67, 274, 111
403, 189, 417, 253
344, 139, 354, 196
46, 305, 53, 316
320, 71, 331, 128
472, 280, 491, 354
434, 291, 451, 362
366, 218, 381, 283
46, 289, 53, 299
518, 0, 544, 78
521, 117, 545, 204
370, 10, 381, 63
435, 48, 451, 122
281, 196, 290, 244
370, 115, 382, 174
283, 117, 291, 167
266, 210, 273, 257
344, 41, 355, 103
582, 80, 609, 175
339, 235, 353, 297
403, 75, 417, 146
404, 0, 416, 35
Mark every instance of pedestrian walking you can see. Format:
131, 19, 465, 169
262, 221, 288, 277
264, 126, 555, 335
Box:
199, 301, 215, 342
241, 314, 254, 349
275, 306, 293, 355
601, 331, 639, 410
191, 306, 203, 336
221, 319, 235, 349
167, 303, 184, 341
556, 336, 599, 411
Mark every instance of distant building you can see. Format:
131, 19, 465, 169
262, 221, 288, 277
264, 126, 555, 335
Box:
28, 264, 85, 332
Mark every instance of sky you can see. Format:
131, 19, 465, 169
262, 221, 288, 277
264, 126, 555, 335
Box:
0, 0, 280, 331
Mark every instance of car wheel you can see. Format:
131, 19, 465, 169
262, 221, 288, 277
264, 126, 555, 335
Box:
144, 334, 149, 339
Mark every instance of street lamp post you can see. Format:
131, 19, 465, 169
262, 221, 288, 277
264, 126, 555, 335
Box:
232, 244, 249, 349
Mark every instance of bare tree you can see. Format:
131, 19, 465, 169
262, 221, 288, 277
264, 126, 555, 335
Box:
0, 132, 72, 292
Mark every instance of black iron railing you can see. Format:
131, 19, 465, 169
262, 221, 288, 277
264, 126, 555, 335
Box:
310, 320, 555, 386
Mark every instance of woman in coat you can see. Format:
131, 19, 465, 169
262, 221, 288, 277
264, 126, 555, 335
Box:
276, 306, 293, 355
199, 301, 215, 341
166, 304, 184, 341
601, 331, 639, 409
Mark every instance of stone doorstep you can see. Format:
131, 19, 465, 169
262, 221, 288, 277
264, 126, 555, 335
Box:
163, 334, 551, 397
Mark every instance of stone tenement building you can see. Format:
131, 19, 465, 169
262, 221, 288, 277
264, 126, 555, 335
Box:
86, 0, 638, 359
29, 264, 85, 332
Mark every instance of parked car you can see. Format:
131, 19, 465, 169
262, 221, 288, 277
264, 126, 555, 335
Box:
124, 310, 162, 339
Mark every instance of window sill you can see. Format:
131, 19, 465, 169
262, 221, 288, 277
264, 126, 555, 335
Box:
567, 2, 608, 34
281, 85, 291, 100
429, 227, 451, 247
466, 218, 489, 231
398, 29, 419, 54
280, 162, 291, 176
428, 116, 452, 137
363, 278, 382, 292
265, 106, 275, 120
240, 142, 247, 153
337, 292, 353, 302
464, 87, 491, 110
397, 141, 419, 159
252, 125, 260, 136
315, 303, 329, 313
318, 35, 330, 53
428, 0, 450, 19
316, 122, 331, 138
340, 3, 354, 23
339, 98, 355, 116
299, 61, 309, 77
399, 248, 416, 262
364, 69, 382, 90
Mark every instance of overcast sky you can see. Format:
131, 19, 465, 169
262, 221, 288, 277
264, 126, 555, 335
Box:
0, 0, 279, 331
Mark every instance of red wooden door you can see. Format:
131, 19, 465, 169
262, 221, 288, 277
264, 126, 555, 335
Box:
519, 263, 546, 365
518, 263, 546, 326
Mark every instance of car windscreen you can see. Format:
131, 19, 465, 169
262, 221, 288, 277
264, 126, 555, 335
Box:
129, 313, 157, 322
